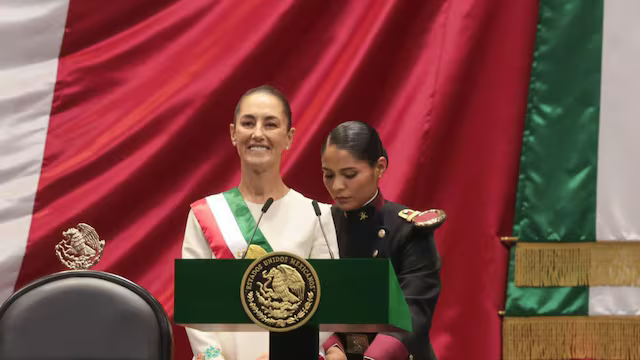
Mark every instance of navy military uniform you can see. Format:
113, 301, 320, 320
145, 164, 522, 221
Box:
323, 192, 444, 360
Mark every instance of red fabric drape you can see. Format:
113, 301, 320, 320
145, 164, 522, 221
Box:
16, 1, 538, 358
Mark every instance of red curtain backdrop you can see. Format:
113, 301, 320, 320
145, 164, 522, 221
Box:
15, 1, 538, 358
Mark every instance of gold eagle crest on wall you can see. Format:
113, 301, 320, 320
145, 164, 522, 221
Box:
55, 223, 105, 270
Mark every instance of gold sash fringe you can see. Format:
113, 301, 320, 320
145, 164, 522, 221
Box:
515, 242, 640, 287
503, 316, 640, 360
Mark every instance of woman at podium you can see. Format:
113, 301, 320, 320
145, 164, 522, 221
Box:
181, 85, 339, 360
320, 121, 443, 360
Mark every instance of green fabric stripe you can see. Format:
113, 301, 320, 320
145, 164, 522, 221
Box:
513, 0, 602, 242
505, 0, 603, 316
223, 188, 274, 253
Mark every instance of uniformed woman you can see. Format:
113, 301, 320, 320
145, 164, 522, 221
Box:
320, 121, 444, 360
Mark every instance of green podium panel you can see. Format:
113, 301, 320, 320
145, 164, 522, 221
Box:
175, 258, 411, 333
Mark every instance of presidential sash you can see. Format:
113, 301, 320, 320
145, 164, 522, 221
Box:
190, 188, 273, 259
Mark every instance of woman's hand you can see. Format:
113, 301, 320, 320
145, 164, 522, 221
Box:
256, 353, 269, 360
325, 346, 347, 360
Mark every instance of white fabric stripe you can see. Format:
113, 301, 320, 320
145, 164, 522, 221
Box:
591, 0, 640, 315
206, 194, 248, 259
0, 0, 70, 303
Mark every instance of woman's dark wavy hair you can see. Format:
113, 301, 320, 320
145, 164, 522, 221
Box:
321, 121, 388, 167
234, 85, 292, 130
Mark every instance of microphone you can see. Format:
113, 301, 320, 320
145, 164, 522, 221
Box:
241, 197, 274, 260
312, 200, 335, 259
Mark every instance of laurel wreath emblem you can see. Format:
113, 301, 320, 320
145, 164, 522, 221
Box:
241, 252, 321, 332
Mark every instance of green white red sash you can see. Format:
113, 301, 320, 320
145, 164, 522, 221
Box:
190, 188, 273, 259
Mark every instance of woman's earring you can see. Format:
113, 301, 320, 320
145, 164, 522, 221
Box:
286, 146, 290, 150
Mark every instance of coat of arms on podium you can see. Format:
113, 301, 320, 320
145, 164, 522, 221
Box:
240, 252, 320, 332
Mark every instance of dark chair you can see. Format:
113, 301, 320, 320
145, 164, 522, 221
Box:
0, 270, 173, 359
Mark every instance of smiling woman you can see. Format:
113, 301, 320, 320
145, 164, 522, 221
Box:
231, 86, 294, 187
180, 86, 340, 360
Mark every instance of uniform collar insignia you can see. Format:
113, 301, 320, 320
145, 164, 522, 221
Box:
344, 190, 386, 220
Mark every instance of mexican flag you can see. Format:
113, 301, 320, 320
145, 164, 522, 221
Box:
503, 1, 640, 359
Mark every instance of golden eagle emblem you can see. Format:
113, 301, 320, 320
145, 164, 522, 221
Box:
241, 252, 320, 332
259, 264, 305, 305
55, 223, 105, 270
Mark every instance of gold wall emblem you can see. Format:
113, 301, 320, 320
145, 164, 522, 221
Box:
55, 223, 105, 270
240, 252, 320, 332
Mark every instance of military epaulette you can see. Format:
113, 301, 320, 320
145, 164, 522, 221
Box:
398, 208, 446, 228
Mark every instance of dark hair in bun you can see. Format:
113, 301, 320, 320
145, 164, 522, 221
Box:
322, 121, 388, 167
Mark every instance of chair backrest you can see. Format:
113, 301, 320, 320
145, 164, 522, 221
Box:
0, 270, 172, 360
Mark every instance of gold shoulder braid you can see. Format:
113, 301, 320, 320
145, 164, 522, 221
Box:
398, 209, 446, 228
